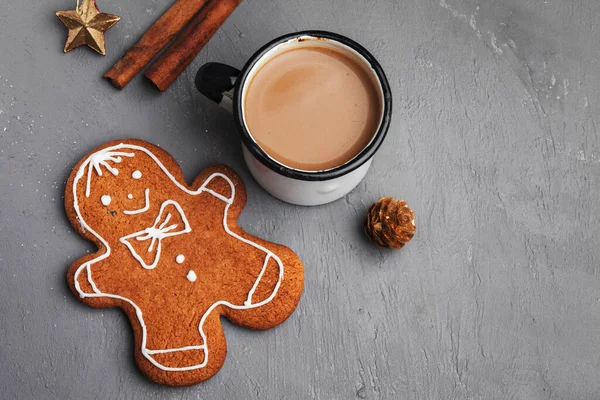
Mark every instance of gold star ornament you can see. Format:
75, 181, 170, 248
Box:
56, 0, 120, 56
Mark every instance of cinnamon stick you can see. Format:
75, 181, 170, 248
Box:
104, 0, 212, 89
144, 0, 242, 92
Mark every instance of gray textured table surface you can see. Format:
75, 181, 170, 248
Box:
1, 0, 599, 399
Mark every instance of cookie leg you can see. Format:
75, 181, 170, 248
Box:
225, 251, 303, 330
138, 305, 229, 385
143, 346, 207, 371
243, 254, 282, 306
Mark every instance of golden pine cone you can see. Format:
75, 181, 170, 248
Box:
364, 197, 416, 249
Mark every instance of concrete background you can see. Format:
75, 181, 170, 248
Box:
1, 0, 599, 398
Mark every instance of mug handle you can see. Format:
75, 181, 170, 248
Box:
195, 62, 240, 114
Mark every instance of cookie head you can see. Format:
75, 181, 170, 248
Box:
73, 146, 176, 238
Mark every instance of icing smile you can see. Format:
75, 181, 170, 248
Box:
124, 188, 150, 215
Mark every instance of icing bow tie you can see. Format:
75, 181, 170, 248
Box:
120, 200, 191, 270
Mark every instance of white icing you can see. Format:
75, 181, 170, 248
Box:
186, 270, 197, 282
176, 254, 185, 264
244, 255, 271, 306
101, 195, 111, 206
120, 200, 191, 270
123, 188, 150, 215
72, 143, 284, 372
127, 194, 133, 199
84, 150, 135, 197
132, 170, 142, 179
86, 264, 101, 294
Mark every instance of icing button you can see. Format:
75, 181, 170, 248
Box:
186, 270, 197, 282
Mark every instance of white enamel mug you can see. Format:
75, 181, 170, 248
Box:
196, 31, 392, 206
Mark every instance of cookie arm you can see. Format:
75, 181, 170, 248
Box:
72, 262, 102, 297
68, 253, 130, 305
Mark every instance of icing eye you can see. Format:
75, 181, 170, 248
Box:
176, 254, 185, 264
127, 194, 133, 199
101, 195, 111, 206
186, 270, 197, 282
132, 170, 142, 179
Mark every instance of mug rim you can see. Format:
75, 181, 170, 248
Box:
233, 30, 392, 182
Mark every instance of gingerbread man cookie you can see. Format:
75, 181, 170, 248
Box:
65, 139, 304, 386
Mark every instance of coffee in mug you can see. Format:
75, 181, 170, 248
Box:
196, 31, 391, 206
243, 45, 383, 171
